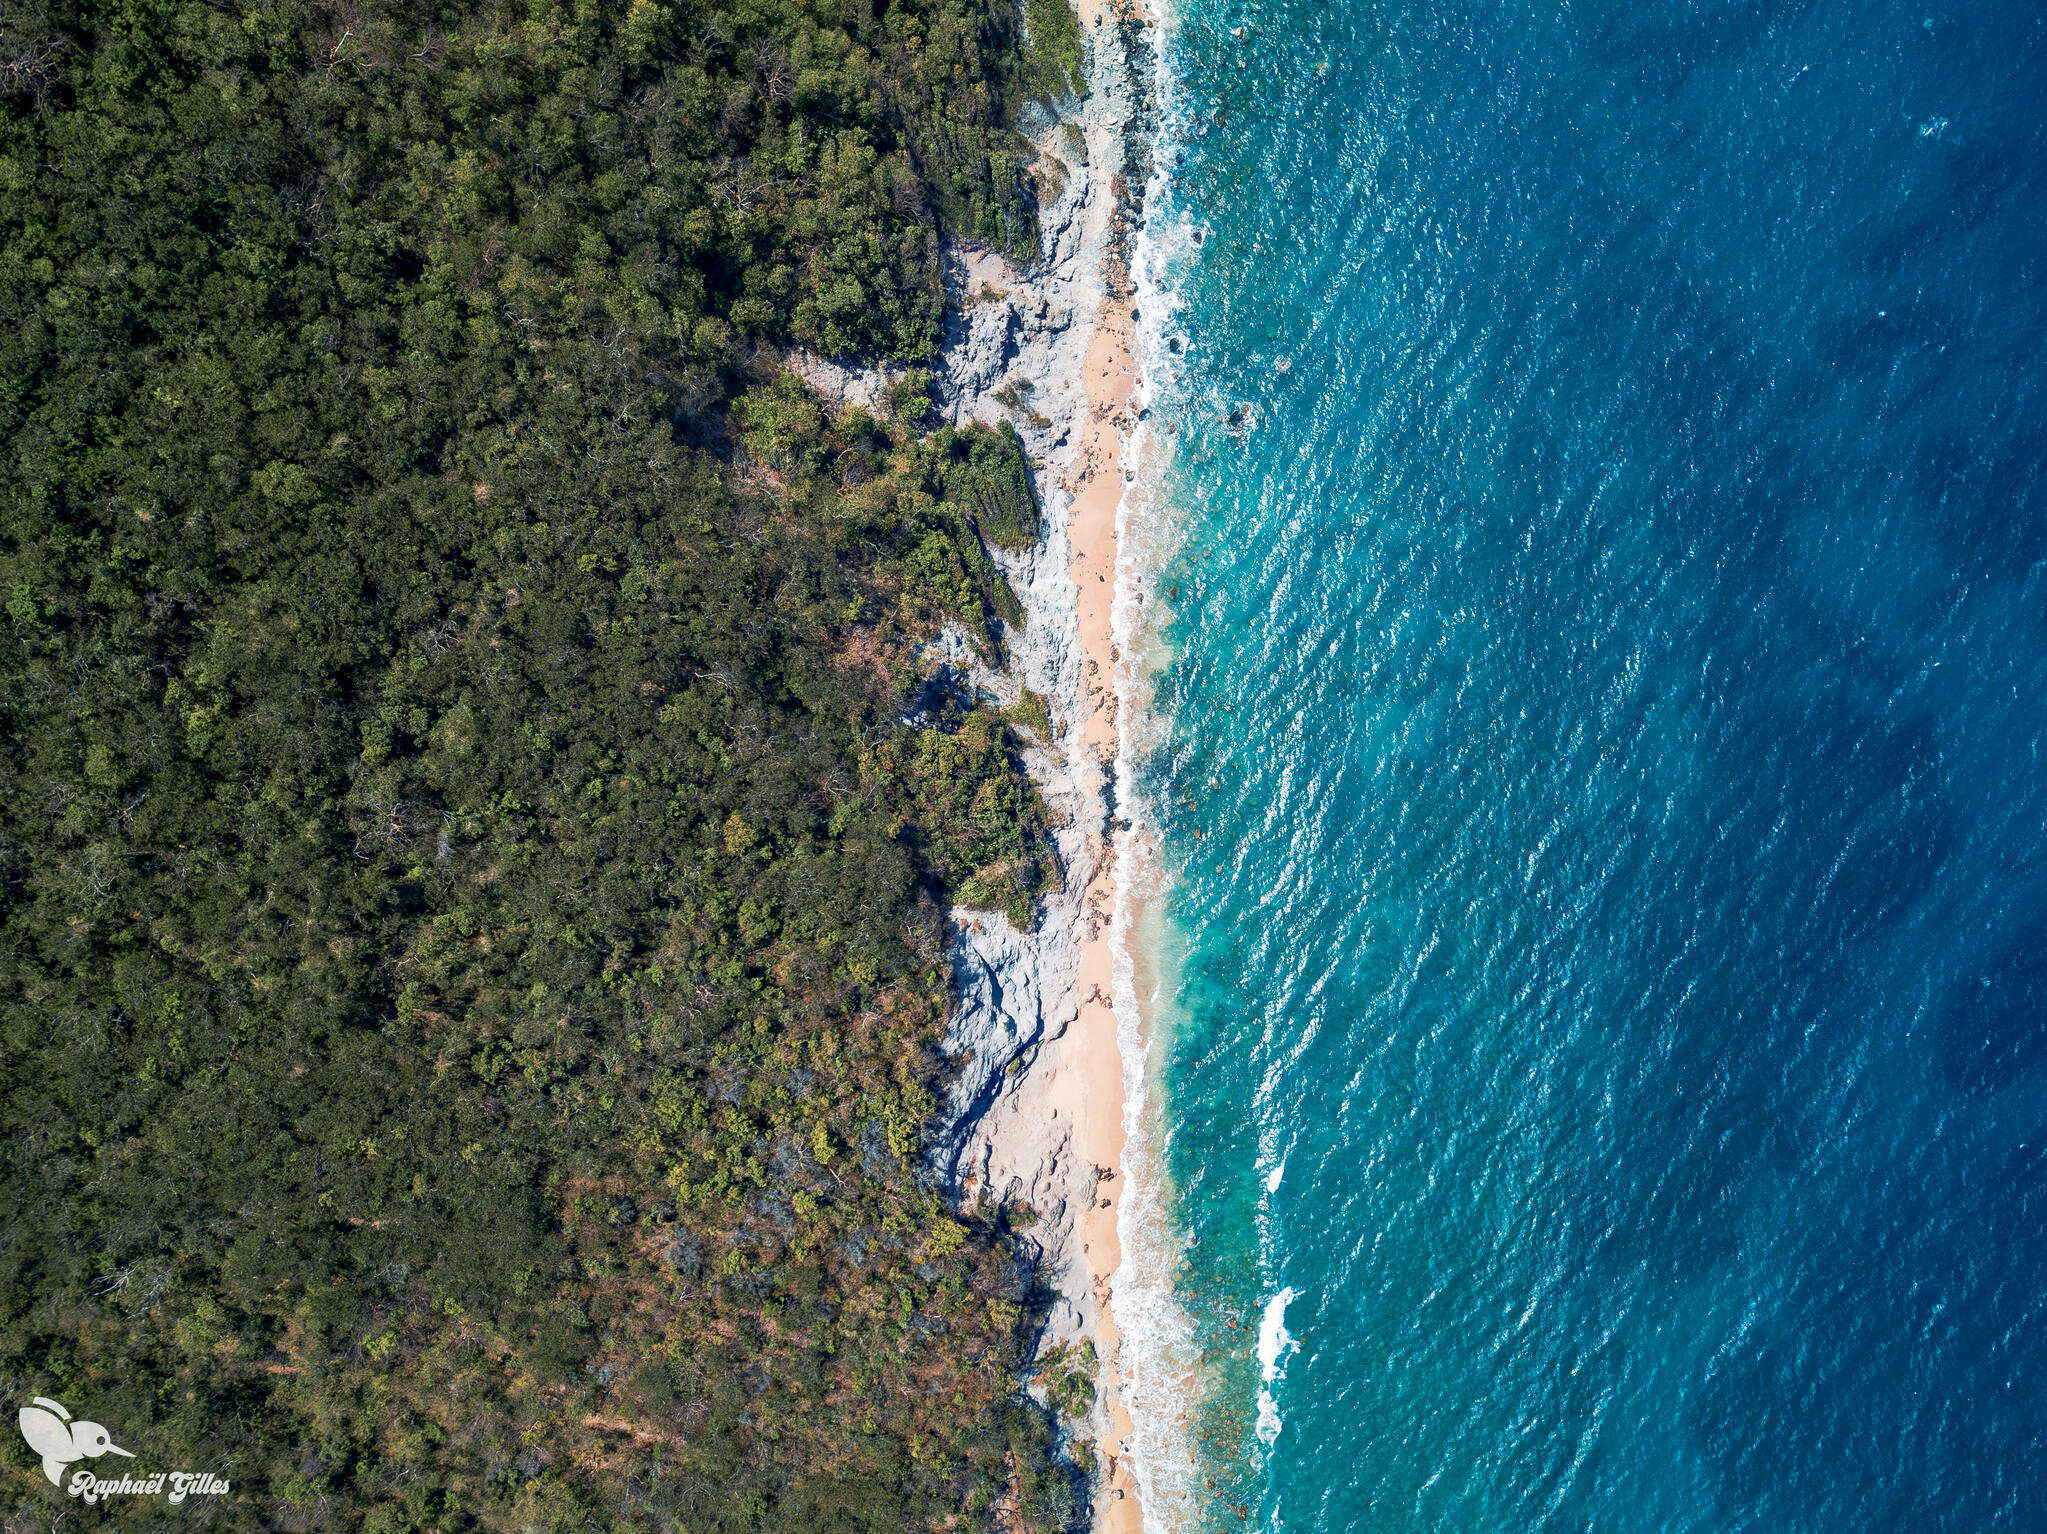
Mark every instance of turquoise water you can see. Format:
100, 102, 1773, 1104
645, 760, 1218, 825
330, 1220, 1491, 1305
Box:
1136, 0, 2047, 1527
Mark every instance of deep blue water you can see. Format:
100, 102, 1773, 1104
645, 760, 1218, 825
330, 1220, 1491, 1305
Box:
1138, 0, 2047, 1527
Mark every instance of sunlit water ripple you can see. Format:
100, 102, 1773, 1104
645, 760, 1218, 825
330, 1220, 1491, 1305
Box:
1131, 0, 2047, 1527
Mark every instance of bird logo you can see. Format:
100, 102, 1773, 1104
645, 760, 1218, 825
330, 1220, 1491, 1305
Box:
17, 1397, 135, 1486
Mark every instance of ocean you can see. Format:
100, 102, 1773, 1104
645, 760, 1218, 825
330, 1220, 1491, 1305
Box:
1124, 0, 2047, 1527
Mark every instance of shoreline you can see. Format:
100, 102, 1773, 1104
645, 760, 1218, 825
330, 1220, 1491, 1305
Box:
1062, 253, 1145, 1534
798, 3, 1163, 1524
921, 3, 1161, 1530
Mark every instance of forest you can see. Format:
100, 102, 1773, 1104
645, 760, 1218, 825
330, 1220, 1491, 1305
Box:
0, 0, 1087, 1525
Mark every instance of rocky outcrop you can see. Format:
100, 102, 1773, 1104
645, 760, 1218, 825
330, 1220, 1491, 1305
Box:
929, 0, 1153, 1406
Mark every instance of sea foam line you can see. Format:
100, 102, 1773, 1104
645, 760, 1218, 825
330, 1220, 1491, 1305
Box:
1255, 1287, 1301, 1447
1110, 0, 1213, 1527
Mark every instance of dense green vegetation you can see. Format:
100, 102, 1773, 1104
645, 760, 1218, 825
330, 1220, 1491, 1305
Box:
0, 0, 1083, 1526
1022, 0, 1084, 104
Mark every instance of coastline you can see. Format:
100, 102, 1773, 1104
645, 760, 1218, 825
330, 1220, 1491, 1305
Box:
793, 3, 1162, 1523
926, 3, 1160, 1530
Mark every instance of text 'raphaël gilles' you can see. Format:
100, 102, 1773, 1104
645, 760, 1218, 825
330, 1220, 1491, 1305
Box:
68, 1469, 233, 1505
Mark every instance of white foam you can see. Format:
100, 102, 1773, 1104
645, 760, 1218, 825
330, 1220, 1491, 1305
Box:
1253, 1287, 1301, 1446
1256, 1287, 1299, 1380
1254, 1388, 1284, 1448
1109, 6, 1215, 1530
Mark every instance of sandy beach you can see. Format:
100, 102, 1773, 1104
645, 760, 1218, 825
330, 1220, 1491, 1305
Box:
1058, 273, 1145, 1533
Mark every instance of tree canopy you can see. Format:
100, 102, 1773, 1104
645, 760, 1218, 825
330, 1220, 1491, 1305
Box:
0, 0, 1082, 1526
